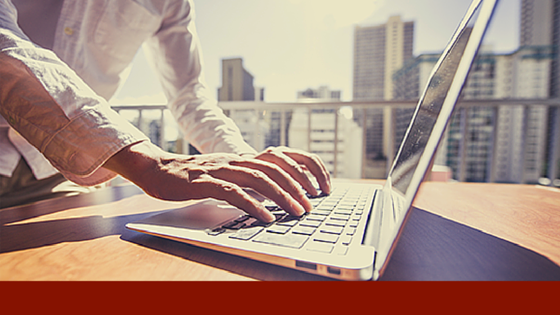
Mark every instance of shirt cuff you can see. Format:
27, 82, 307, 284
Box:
43, 105, 149, 186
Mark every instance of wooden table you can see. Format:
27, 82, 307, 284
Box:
1, 179, 559, 280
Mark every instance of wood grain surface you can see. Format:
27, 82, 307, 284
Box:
1, 180, 559, 280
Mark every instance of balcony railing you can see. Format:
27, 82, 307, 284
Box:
112, 98, 560, 187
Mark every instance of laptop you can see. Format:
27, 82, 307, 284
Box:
126, 0, 498, 280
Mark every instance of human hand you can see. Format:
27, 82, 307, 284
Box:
244, 146, 331, 197
104, 142, 331, 223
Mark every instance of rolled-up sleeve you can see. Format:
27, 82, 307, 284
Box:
0, 18, 148, 185
142, 0, 257, 156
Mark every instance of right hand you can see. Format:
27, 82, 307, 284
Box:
103, 141, 330, 223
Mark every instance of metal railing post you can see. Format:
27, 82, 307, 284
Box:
137, 109, 143, 133
334, 109, 339, 178
160, 109, 166, 151
547, 107, 560, 184
362, 108, 367, 179
458, 107, 469, 182
521, 105, 529, 184
307, 108, 312, 152
486, 106, 499, 183
280, 109, 286, 147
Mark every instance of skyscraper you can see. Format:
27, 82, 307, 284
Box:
353, 16, 414, 101
217, 58, 268, 151
353, 16, 414, 178
218, 58, 256, 102
517, 0, 559, 183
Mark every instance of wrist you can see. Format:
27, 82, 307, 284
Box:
103, 140, 162, 185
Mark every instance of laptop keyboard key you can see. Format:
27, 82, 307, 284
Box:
313, 233, 339, 244
253, 232, 309, 249
207, 227, 226, 236
276, 215, 301, 227
291, 226, 316, 236
345, 227, 357, 236
330, 214, 350, 221
222, 221, 246, 230
334, 209, 353, 216
266, 225, 291, 234
234, 215, 251, 223
306, 242, 334, 253
341, 235, 353, 245
306, 214, 327, 221
310, 210, 331, 216
320, 225, 344, 235
229, 226, 264, 240
325, 220, 346, 227
300, 219, 322, 228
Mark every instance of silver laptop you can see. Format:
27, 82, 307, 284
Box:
127, 0, 498, 280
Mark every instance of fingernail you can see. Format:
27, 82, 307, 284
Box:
263, 210, 276, 223
302, 196, 313, 212
310, 187, 319, 197
295, 203, 306, 216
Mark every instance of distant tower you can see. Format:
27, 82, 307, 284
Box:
218, 58, 256, 101
353, 15, 414, 178
353, 15, 414, 101
519, 0, 559, 183
217, 58, 269, 151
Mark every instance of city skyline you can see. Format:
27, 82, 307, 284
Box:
111, 0, 521, 105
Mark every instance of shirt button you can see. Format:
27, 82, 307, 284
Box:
64, 27, 74, 36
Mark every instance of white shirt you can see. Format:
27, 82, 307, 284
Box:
0, 0, 256, 186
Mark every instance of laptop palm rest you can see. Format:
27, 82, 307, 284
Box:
132, 199, 244, 230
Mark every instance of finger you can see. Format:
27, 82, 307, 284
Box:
208, 165, 307, 217
253, 150, 318, 198
281, 149, 332, 194
191, 176, 276, 223
232, 158, 313, 212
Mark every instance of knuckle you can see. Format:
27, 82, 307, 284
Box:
220, 182, 243, 195
293, 164, 305, 174
248, 169, 268, 181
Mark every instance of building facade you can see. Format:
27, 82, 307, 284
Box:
289, 86, 363, 178
392, 46, 554, 183
217, 58, 269, 151
353, 16, 414, 178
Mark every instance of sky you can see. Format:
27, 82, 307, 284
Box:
111, 0, 521, 105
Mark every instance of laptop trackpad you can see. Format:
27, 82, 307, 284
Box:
135, 199, 246, 230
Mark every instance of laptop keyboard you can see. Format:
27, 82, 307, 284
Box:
207, 184, 376, 255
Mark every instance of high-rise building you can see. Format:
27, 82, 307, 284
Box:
390, 0, 560, 184
217, 58, 268, 151
520, 0, 559, 97
353, 16, 414, 178
218, 58, 256, 102
521, 0, 560, 183
393, 47, 554, 183
518, 0, 559, 183
289, 86, 363, 178
353, 16, 414, 101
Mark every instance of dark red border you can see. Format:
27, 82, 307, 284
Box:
1, 281, 557, 313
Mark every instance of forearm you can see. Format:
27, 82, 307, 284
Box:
0, 48, 147, 185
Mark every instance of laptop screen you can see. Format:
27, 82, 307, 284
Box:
389, 3, 479, 200
367, 0, 499, 277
